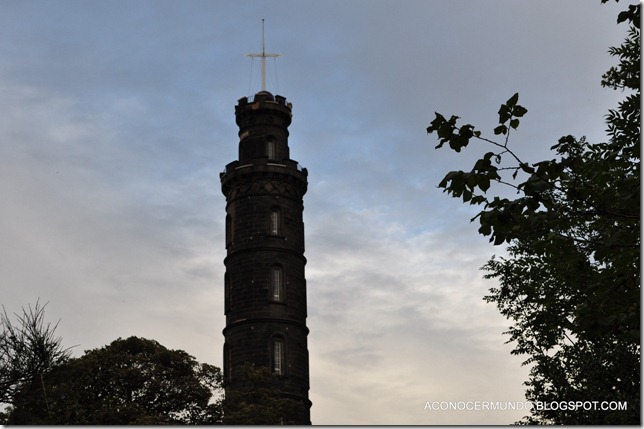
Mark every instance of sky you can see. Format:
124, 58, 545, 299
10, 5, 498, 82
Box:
0, 0, 631, 425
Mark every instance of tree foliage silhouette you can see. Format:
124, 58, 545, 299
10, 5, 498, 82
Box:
6, 336, 223, 424
0, 301, 72, 417
426, 1, 639, 424
1, 304, 303, 425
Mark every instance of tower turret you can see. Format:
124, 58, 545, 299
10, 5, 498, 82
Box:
235, 91, 293, 164
220, 90, 311, 424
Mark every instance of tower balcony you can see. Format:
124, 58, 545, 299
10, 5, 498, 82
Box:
220, 158, 308, 202
221, 158, 306, 177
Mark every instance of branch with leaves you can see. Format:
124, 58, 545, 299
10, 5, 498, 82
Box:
426, 2, 639, 423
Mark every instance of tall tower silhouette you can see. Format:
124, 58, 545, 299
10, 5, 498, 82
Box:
220, 88, 311, 423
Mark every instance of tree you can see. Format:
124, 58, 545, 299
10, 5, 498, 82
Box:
426, 2, 639, 424
6, 336, 223, 424
0, 301, 72, 412
222, 362, 308, 425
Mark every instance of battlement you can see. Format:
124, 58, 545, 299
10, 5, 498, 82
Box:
236, 91, 293, 114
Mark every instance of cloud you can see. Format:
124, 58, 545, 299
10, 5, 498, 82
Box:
0, 83, 225, 360
304, 198, 526, 424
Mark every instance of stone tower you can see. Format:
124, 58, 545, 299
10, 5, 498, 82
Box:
220, 91, 311, 424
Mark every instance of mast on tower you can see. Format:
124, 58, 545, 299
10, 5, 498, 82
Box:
246, 18, 281, 92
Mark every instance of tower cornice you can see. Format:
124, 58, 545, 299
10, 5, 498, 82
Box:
222, 317, 310, 336
224, 246, 307, 266
221, 161, 307, 202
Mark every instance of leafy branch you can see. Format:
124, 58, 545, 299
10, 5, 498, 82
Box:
426, 3, 640, 423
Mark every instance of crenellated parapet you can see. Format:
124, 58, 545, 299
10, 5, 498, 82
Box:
235, 91, 292, 129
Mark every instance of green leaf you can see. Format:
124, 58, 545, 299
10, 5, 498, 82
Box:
492, 233, 505, 245
494, 125, 508, 135
478, 222, 492, 236
437, 123, 453, 139
498, 104, 512, 124
479, 177, 491, 192
507, 93, 519, 107
513, 105, 528, 117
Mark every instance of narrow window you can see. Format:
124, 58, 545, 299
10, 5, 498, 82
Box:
266, 137, 276, 160
225, 214, 233, 247
224, 272, 230, 314
272, 338, 284, 375
271, 266, 283, 302
270, 208, 280, 236
224, 342, 231, 381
